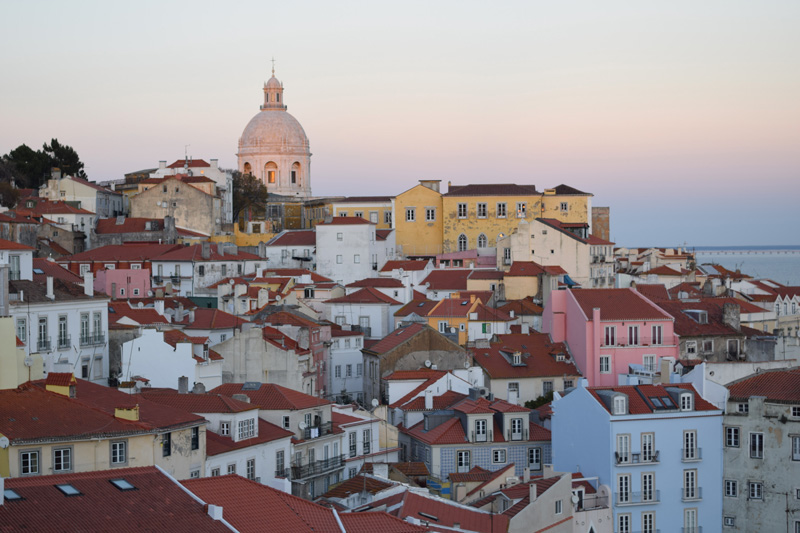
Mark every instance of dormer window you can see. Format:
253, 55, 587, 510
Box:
613, 395, 628, 415
681, 393, 693, 411
512, 353, 521, 365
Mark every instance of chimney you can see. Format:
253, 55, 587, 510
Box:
470, 294, 476, 304
178, 376, 189, 394
46, 276, 55, 300
177, 303, 184, 322
206, 504, 223, 521
83, 270, 94, 297
425, 389, 433, 410
51, 168, 62, 180
372, 463, 389, 479
523, 467, 530, 483
192, 382, 206, 394
201, 241, 211, 260
0, 264, 9, 317
158, 160, 167, 170
154, 300, 165, 316
210, 159, 218, 169
188, 309, 195, 323
529, 481, 538, 502
723, 302, 741, 332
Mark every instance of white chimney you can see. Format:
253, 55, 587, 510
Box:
83, 271, 94, 297
523, 467, 530, 483
529, 481, 538, 502
424, 389, 433, 410
46, 276, 55, 300
158, 160, 167, 169
207, 504, 223, 520
154, 300, 165, 316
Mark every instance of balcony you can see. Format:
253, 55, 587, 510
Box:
278, 454, 345, 481
57, 335, 71, 350
301, 421, 334, 441
614, 490, 660, 506
37, 338, 52, 353
170, 275, 181, 284
615, 450, 660, 466
681, 448, 702, 462
507, 428, 528, 441
575, 493, 609, 511
681, 528, 702, 533
681, 487, 702, 502
80, 333, 105, 347
471, 429, 492, 443
153, 275, 163, 285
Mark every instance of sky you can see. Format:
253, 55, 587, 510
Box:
2, 1, 798, 247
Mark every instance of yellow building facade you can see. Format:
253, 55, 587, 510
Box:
392, 181, 444, 257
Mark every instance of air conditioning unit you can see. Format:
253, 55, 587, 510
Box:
478, 387, 490, 397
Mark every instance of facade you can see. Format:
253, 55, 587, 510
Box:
39, 171, 124, 218
722, 368, 800, 532
262, 229, 316, 269
331, 196, 394, 229
324, 287, 401, 340
149, 158, 232, 223
544, 288, 678, 386
94, 268, 151, 299
552, 379, 723, 533
315, 217, 395, 287
392, 180, 444, 258
0, 238, 34, 281
129, 175, 224, 236
329, 328, 371, 404
237, 70, 312, 198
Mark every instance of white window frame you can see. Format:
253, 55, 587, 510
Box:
457, 203, 467, 219
477, 203, 487, 218
750, 432, 764, 459
749, 481, 763, 500
600, 355, 611, 373
725, 426, 740, 447
492, 448, 507, 464
725, 479, 738, 497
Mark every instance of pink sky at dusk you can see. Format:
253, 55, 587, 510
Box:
1, 1, 798, 246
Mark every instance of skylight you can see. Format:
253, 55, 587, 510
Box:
242, 382, 261, 390
55, 484, 81, 496
4, 488, 22, 501
32, 268, 44, 275
650, 398, 663, 407
110, 479, 136, 491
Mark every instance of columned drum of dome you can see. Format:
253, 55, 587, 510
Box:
237, 71, 312, 198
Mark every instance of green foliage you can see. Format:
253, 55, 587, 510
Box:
2, 138, 86, 188
42, 138, 86, 179
231, 170, 268, 222
524, 391, 554, 410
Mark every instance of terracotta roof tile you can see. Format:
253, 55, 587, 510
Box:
389, 490, 509, 533
394, 300, 439, 318
325, 287, 401, 305
321, 474, 395, 499
421, 270, 471, 291
211, 382, 331, 411
267, 230, 316, 246
505, 261, 546, 277
347, 277, 404, 288
587, 383, 719, 414
570, 288, 672, 321
471, 333, 578, 379
727, 368, 800, 403
381, 260, 432, 272
322, 216, 374, 225
0, 238, 35, 250
445, 183, 538, 197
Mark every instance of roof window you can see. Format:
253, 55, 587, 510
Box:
4, 489, 22, 501
613, 395, 628, 415
55, 484, 81, 496
110, 479, 136, 491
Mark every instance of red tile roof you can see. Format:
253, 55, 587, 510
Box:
45, 372, 76, 387
570, 288, 672, 321
422, 270, 471, 291
398, 390, 468, 411
587, 383, 719, 414
17, 199, 95, 215
634, 283, 670, 302
336, 196, 394, 203
657, 300, 744, 337
167, 158, 211, 168
471, 333, 578, 379
448, 465, 492, 482
498, 299, 543, 316
727, 368, 800, 403
471, 304, 514, 322
176, 307, 247, 330
395, 300, 439, 318
451, 397, 496, 415
211, 382, 331, 411
389, 490, 509, 533
108, 302, 170, 327
1, 467, 232, 532
321, 474, 395, 499
646, 265, 683, 276
325, 287, 401, 305
154, 243, 260, 262
0, 238, 35, 250
381, 260, 432, 272
206, 418, 293, 456
59, 243, 183, 263
428, 298, 477, 318
505, 261, 546, 277
262, 326, 311, 354
267, 230, 316, 246
466, 464, 516, 497
338, 511, 429, 533
32, 258, 83, 283
445, 183, 538, 197
138, 390, 256, 414
348, 277, 405, 288
384, 369, 446, 381
322, 216, 374, 225
263, 268, 333, 282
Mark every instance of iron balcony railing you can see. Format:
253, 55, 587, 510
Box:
80, 333, 105, 347
277, 454, 345, 480
57, 335, 71, 350
574, 493, 609, 511
37, 338, 52, 353
615, 450, 660, 465
681, 448, 702, 462
614, 490, 661, 506
302, 421, 334, 440
681, 486, 702, 501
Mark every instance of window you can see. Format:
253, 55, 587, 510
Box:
475, 419, 487, 442
681, 393, 694, 411
495, 202, 507, 218
643, 354, 656, 372
528, 447, 541, 470
725, 427, 740, 447
162, 433, 171, 457
111, 440, 127, 466
604, 326, 616, 346
246, 458, 256, 480
335, 365, 341, 378
750, 432, 764, 458
346, 364, 352, 377
613, 396, 627, 415
425, 207, 436, 221
792, 435, 800, 461
354, 254, 360, 263
384, 211, 392, 225
53, 447, 71, 472
363, 429, 371, 454
20, 450, 39, 475
457, 234, 468, 252
211, 468, 220, 476
749, 482, 763, 499
725, 479, 738, 497
276, 450, 284, 474
189, 469, 200, 479
793, 406, 800, 418
686, 341, 697, 355
642, 472, 654, 501
238, 418, 256, 440
600, 355, 610, 373
724, 516, 735, 528
405, 207, 417, 222
227, 464, 236, 475
554, 499, 562, 514
642, 511, 655, 533
652, 325, 663, 345
37, 316, 48, 351
133, 288, 140, 296
510, 418, 523, 440
617, 513, 631, 533
477, 203, 487, 218
492, 449, 507, 463
356, 363, 362, 376
684, 509, 698, 532
221, 264, 227, 277
683, 430, 697, 460
564, 379, 574, 389
616, 434, 630, 463
683, 469, 697, 500
628, 325, 639, 345
457, 203, 467, 218
516, 202, 526, 218
737, 403, 749, 414
220, 421, 230, 436
617, 474, 631, 503
702, 339, 714, 353
336, 232, 343, 241
640, 432, 655, 463
457, 450, 471, 473
349, 432, 357, 457
560, 202, 568, 212
354, 211, 364, 219
336, 255, 342, 264
16, 318, 26, 345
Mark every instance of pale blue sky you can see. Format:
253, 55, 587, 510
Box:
2, 1, 798, 246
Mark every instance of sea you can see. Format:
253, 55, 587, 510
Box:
693, 245, 800, 286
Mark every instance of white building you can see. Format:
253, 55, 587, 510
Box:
323, 288, 401, 340
263, 229, 316, 269
39, 169, 124, 218
150, 158, 233, 224
0, 239, 34, 281
333, 405, 400, 480
316, 217, 395, 287
329, 328, 368, 403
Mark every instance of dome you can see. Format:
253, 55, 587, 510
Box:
239, 110, 309, 152
265, 76, 281, 89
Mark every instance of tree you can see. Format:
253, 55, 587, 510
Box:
2, 138, 87, 187
524, 391, 554, 410
43, 138, 87, 179
231, 170, 268, 222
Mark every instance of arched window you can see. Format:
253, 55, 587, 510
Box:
458, 234, 468, 252
477, 233, 487, 248
265, 161, 278, 184
291, 162, 301, 185
243, 162, 252, 175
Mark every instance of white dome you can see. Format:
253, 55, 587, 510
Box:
265, 76, 281, 89
239, 110, 309, 152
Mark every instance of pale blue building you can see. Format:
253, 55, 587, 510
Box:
552, 379, 722, 533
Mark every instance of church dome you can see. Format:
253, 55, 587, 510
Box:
265, 75, 282, 89
239, 110, 309, 152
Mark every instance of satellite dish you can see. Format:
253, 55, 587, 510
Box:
0, 436, 8, 449
23, 356, 33, 367
298, 421, 308, 431
371, 398, 379, 408
137, 302, 143, 308
424, 360, 432, 368
450, 327, 456, 334
571, 494, 580, 504
229, 279, 235, 285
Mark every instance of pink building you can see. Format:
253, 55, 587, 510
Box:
94, 268, 152, 299
543, 288, 677, 386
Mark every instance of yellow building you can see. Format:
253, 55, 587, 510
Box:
0, 317, 43, 390
426, 296, 482, 345
330, 196, 394, 229
440, 183, 592, 254
392, 180, 444, 257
